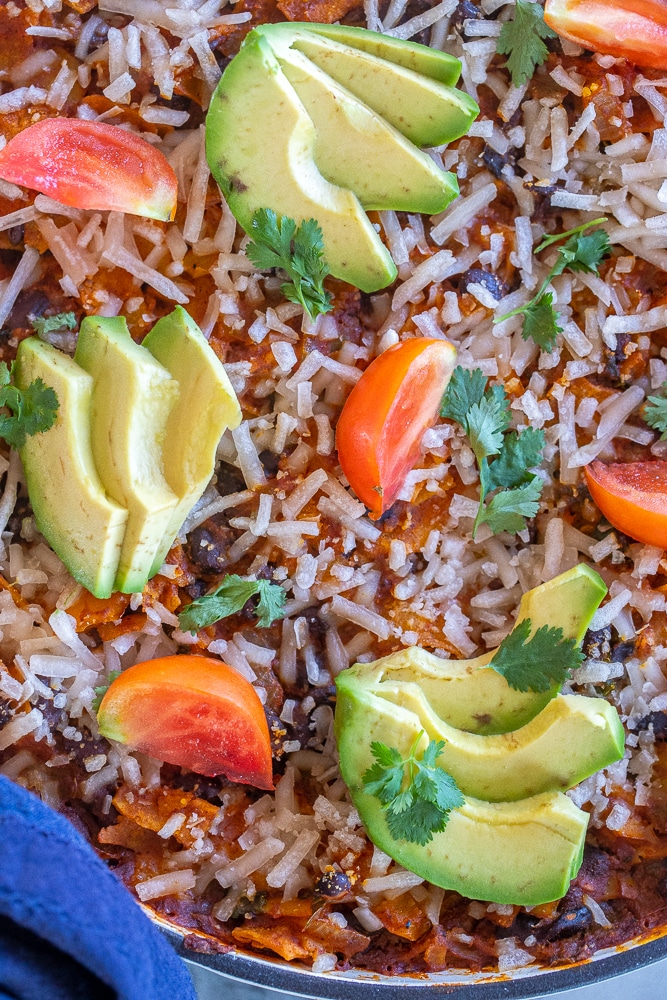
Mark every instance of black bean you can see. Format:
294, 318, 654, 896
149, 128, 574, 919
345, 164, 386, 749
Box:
482, 146, 509, 179
0, 698, 13, 727
635, 712, 667, 740
460, 268, 507, 301
541, 906, 592, 940
315, 870, 352, 898
611, 640, 636, 663
582, 626, 612, 662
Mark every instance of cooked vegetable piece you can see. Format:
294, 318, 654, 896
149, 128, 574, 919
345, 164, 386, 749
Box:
544, 0, 667, 70
97, 655, 274, 789
584, 460, 667, 549
336, 339, 457, 519
0, 119, 178, 221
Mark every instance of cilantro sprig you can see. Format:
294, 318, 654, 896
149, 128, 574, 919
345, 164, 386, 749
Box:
178, 574, 286, 633
645, 381, 667, 439
496, 0, 557, 87
0, 361, 59, 450
362, 733, 464, 846
245, 209, 333, 322
495, 219, 612, 351
441, 366, 545, 537
92, 669, 121, 713
31, 312, 77, 337
490, 618, 584, 692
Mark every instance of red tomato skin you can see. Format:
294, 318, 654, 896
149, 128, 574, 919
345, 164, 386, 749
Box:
336, 338, 457, 518
0, 119, 177, 221
585, 460, 667, 549
544, 0, 667, 70
98, 655, 274, 789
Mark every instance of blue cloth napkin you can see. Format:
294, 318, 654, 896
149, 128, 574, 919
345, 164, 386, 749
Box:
0, 775, 196, 1000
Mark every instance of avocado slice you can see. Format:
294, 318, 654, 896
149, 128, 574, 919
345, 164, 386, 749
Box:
344, 565, 607, 735
141, 306, 242, 575
262, 33, 459, 214
74, 316, 180, 594
257, 27, 479, 148
206, 34, 397, 293
14, 338, 127, 599
266, 22, 462, 86
354, 786, 589, 905
335, 675, 624, 802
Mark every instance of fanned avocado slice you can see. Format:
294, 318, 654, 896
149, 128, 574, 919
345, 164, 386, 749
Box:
257, 21, 462, 85
336, 676, 624, 803
343, 565, 607, 734
141, 306, 242, 575
74, 316, 179, 594
263, 30, 459, 213
206, 34, 397, 293
14, 338, 127, 599
255, 25, 479, 148
354, 786, 589, 906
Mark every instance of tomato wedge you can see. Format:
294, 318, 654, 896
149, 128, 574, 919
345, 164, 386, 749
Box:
97, 655, 274, 789
0, 119, 178, 221
336, 338, 457, 519
544, 0, 667, 70
585, 460, 667, 549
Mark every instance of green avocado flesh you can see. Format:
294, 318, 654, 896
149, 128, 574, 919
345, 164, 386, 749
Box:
74, 316, 180, 594
206, 24, 479, 290
206, 35, 397, 292
355, 787, 588, 906
335, 566, 622, 904
336, 679, 624, 803
343, 565, 607, 735
262, 32, 459, 213
141, 305, 242, 576
14, 339, 127, 599
16, 311, 240, 597
259, 21, 462, 85
277, 29, 479, 148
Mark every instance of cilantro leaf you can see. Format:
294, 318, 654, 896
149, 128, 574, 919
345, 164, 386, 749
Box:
466, 393, 509, 463
441, 367, 544, 539
440, 366, 487, 426
520, 293, 563, 351
496, 0, 557, 87
0, 361, 59, 450
245, 208, 333, 322
496, 220, 611, 351
30, 312, 77, 337
477, 478, 543, 535
487, 427, 545, 490
556, 229, 611, 275
178, 574, 286, 633
646, 384, 667, 439
363, 734, 464, 847
490, 618, 584, 692
387, 797, 451, 846
92, 669, 121, 712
